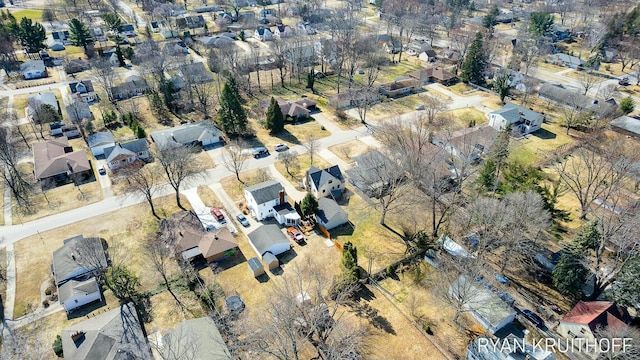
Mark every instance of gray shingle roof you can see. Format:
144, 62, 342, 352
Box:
103, 139, 149, 162
307, 165, 343, 190
150, 122, 222, 149
20, 59, 46, 73
61, 303, 152, 360
316, 198, 347, 225
162, 317, 231, 360
87, 132, 115, 148
611, 116, 640, 136
490, 102, 543, 123
538, 83, 617, 117
58, 278, 99, 304
52, 235, 107, 285
247, 257, 263, 272
247, 224, 289, 256
245, 180, 283, 205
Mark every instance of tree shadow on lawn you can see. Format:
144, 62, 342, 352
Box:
349, 297, 396, 335
531, 128, 557, 140
272, 128, 300, 145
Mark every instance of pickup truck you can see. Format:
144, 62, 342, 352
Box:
287, 227, 305, 243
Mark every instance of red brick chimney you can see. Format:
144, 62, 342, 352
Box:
279, 190, 285, 205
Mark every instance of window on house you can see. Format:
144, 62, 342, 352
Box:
580, 328, 586, 334
328, 180, 333, 184
322, 189, 325, 193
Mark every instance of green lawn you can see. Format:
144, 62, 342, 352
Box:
11, 10, 43, 21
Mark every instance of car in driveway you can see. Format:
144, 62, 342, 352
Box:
236, 214, 250, 227
98, 165, 106, 175
211, 207, 226, 223
252, 147, 270, 158
287, 227, 305, 243
522, 309, 544, 328
274, 143, 289, 152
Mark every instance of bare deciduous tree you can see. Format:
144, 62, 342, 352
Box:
303, 134, 319, 166
421, 94, 448, 125
592, 323, 640, 360
145, 235, 188, 314
0, 127, 32, 211
155, 145, 205, 210
119, 162, 162, 219
278, 150, 300, 178
90, 57, 117, 102
221, 142, 248, 184
578, 70, 600, 95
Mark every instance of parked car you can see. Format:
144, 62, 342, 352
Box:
287, 227, 305, 243
252, 147, 270, 158
415, 104, 425, 110
522, 309, 544, 328
236, 214, 250, 227
98, 165, 106, 175
211, 207, 226, 223
274, 143, 289, 152
619, 77, 630, 86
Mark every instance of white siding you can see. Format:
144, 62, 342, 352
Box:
62, 290, 101, 313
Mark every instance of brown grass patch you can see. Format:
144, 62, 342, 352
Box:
441, 108, 488, 129
220, 168, 272, 202
274, 153, 331, 183
197, 185, 223, 208
251, 119, 331, 149
328, 140, 372, 164
13, 195, 187, 318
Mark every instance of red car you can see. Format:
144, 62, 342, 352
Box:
287, 227, 304, 243
211, 207, 226, 223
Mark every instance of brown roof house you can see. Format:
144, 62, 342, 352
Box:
378, 79, 419, 97
268, 97, 318, 121
557, 301, 630, 358
161, 211, 238, 263
33, 137, 91, 184
407, 67, 457, 85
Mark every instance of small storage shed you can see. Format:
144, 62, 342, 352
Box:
263, 252, 279, 270
247, 257, 265, 277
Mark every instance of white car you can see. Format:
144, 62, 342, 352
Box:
274, 143, 289, 152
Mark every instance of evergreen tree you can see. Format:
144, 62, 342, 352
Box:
477, 159, 496, 191
341, 241, 359, 284
482, 5, 499, 31
136, 125, 146, 139
529, 12, 554, 36
608, 257, 640, 308
553, 243, 588, 299
459, 32, 487, 85
101, 13, 122, 33
217, 77, 247, 136
68, 18, 93, 56
300, 192, 318, 217
14, 17, 46, 54
306, 69, 315, 92
264, 97, 285, 133
115, 45, 126, 66
105, 264, 140, 301
573, 221, 600, 250
493, 73, 510, 103
619, 96, 635, 114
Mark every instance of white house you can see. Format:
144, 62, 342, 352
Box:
27, 92, 59, 117
150, 121, 223, 150
103, 139, 150, 169
449, 275, 516, 334
20, 60, 47, 80
488, 103, 544, 134
87, 132, 116, 157
315, 198, 348, 231
69, 80, 97, 103
303, 165, 345, 198
244, 180, 287, 221
418, 50, 438, 63
58, 278, 102, 313
274, 24, 294, 38
254, 27, 273, 41
247, 224, 291, 258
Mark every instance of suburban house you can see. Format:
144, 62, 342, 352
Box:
58, 278, 102, 314
274, 24, 294, 38
383, 39, 402, 54
346, 150, 402, 198
418, 49, 438, 63
111, 75, 149, 100
610, 115, 640, 138
161, 317, 231, 360
20, 60, 47, 79
328, 89, 380, 110
557, 301, 630, 357
603, 48, 618, 63
407, 40, 432, 54
548, 53, 585, 69
51, 30, 70, 44
150, 121, 223, 150
244, 180, 300, 225
69, 80, 97, 103
438, 49, 462, 64
90, 27, 106, 42
534, 248, 562, 272
449, 275, 516, 334
87, 132, 116, 157
266, 97, 317, 120
161, 211, 238, 263
255, 27, 273, 41
315, 198, 349, 231
198, 35, 235, 49
62, 124, 81, 139
407, 67, 457, 85
449, 126, 498, 163
176, 62, 214, 85
247, 224, 291, 259
194, 4, 222, 12
28, 92, 59, 117
538, 84, 617, 119
296, 21, 317, 35
488, 103, 544, 134
378, 79, 420, 97
302, 165, 345, 198
33, 138, 91, 183
467, 335, 556, 360
119, 24, 136, 37
52, 235, 107, 286
175, 15, 205, 29
61, 303, 153, 359
66, 96, 93, 123
65, 58, 91, 74
103, 139, 150, 169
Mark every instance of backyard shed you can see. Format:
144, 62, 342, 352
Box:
247, 257, 265, 277
263, 252, 279, 270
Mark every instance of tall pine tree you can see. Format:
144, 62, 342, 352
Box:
460, 32, 487, 85
265, 97, 285, 134
68, 18, 93, 56
217, 77, 247, 136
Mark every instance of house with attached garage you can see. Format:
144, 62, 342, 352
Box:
87, 131, 115, 157
378, 79, 420, 97
488, 103, 544, 134
111, 75, 149, 100
20, 60, 47, 80
61, 303, 153, 359
33, 138, 91, 183
302, 165, 345, 199
150, 121, 223, 150
315, 198, 349, 231
103, 139, 150, 169
69, 80, 97, 103
247, 224, 291, 258
244, 180, 301, 225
